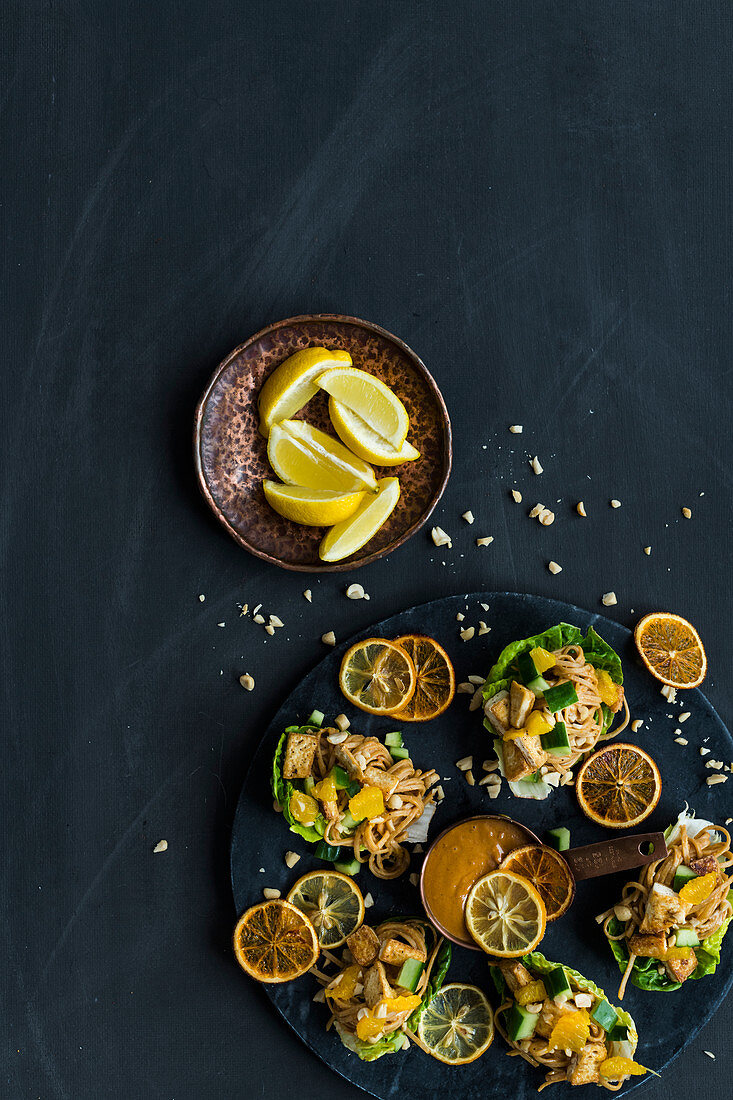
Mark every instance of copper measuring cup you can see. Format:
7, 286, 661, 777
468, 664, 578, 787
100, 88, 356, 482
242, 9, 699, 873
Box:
419, 813, 667, 950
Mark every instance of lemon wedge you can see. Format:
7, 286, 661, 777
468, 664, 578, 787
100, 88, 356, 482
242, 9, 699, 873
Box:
258, 348, 352, 436
319, 477, 400, 562
267, 420, 377, 493
263, 481, 366, 526
328, 398, 420, 466
316, 367, 410, 449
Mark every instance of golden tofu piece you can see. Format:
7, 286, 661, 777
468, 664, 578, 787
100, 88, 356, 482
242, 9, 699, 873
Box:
363, 961, 393, 1008
484, 690, 511, 735
282, 730, 318, 779
378, 938, 427, 967
689, 855, 718, 876
629, 932, 668, 959
664, 950, 698, 984
534, 999, 577, 1039
502, 737, 540, 781
346, 925, 379, 967
568, 1041, 607, 1086
498, 960, 534, 995
510, 681, 535, 728
361, 766, 399, 797
640, 883, 690, 933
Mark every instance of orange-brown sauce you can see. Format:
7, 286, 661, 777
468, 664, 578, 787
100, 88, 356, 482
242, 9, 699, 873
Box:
422, 816, 535, 943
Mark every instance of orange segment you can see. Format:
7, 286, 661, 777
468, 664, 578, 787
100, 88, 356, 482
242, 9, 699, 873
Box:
548, 1009, 590, 1053
390, 634, 455, 721
500, 844, 575, 922
338, 637, 416, 715
233, 900, 319, 983
599, 1057, 649, 1079
575, 743, 661, 829
678, 871, 717, 905
634, 612, 707, 688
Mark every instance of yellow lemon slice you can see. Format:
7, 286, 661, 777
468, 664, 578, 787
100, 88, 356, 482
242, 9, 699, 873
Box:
465, 870, 546, 957
258, 347, 352, 436
328, 398, 420, 466
316, 366, 410, 449
286, 871, 365, 949
267, 421, 377, 493
263, 481, 365, 526
319, 476, 400, 562
415, 983, 494, 1064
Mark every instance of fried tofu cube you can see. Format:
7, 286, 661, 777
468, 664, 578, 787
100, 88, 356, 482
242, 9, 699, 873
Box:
498, 960, 534, 995
346, 925, 380, 967
689, 855, 718, 876
378, 938, 427, 967
534, 999, 577, 1039
361, 766, 399, 797
514, 733, 546, 769
510, 681, 536, 728
664, 950, 698, 984
502, 737, 540, 781
568, 1041, 607, 1086
282, 731, 318, 779
628, 932, 668, 959
484, 690, 511, 735
321, 800, 339, 822
363, 961, 393, 1008
640, 883, 691, 933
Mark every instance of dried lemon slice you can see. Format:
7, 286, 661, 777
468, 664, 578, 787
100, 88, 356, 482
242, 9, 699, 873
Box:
339, 636, 416, 715
286, 871, 365, 949
415, 983, 494, 1064
465, 870, 546, 957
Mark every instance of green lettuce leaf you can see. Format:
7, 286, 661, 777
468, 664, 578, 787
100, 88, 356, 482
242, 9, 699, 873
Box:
334, 1022, 408, 1061
581, 625, 623, 684
407, 936, 452, 1030
695, 903, 733, 977
271, 726, 322, 844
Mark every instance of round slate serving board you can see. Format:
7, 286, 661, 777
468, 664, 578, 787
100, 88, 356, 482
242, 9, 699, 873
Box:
230, 593, 733, 1098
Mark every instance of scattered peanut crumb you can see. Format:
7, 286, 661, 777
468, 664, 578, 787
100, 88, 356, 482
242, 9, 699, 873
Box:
346, 583, 366, 599
321, 631, 336, 646
434, 785, 445, 801
263, 888, 281, 900
285, 851, 301, 869
456, 756, 473, 771
469, 674, 485, 685
644, 546, 651, 555
576, 501, 587, 517
217, 622, 225, 628
530, 456, 543, 475
480, 602, 490, 611
253, 613, 265, 624
706, 760, 724, 769
486, 780, 501, 799
458, 684, 474, 697
460, 626, 475, 641
239, 603, 249, 616
703, 1051, 715, 1060
253, 604, 262, 615
409, 872, 419, 886
538, 509, 555, 526
364, 892, 374, 908
431, 526, 452, 548
198, 594, 205, 602
153, 840, 168, 853
682, 507, 692, 519
265, 624, 275, 635
303, 589, 312, 602
661, 684, 677, 702
312, 989, 326, 1004
679, 711, 691, 722
476, 536, 494, 547
462, 510, 475, 524
529, 503, 543, 518
631, 719, 643, 732
482, 759, 500, 772
478, 621, 490, 635
239, 673, 255, 691
548, 561, 562, 574
413, 843, 424, 853
269, 614, 284, 628
465, 769, 475, 786
456, 612, 465, 621
610, 499, 621, 509
707, 775, 727, 786
511, 489, 523, 503
509, 425, 523, 433
700, 747, 710, 756
334, 714, 350, 732
601, 592, 617, 606
675, 736, 688, 746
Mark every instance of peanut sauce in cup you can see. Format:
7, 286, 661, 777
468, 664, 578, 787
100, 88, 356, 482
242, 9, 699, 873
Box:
420, 814, 539, 948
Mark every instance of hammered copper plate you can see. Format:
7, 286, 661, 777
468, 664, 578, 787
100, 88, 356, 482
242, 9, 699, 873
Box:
194, 315, 451, 571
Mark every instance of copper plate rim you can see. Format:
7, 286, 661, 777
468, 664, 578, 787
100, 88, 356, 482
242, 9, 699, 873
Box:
193, 313, 453, 573
419, 813, 542, 951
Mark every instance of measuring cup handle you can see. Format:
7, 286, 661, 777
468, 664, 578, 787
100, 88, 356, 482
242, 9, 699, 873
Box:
563, 832, 668, 882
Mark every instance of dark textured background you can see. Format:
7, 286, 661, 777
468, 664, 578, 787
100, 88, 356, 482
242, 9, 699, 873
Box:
2, 3, 731, 1098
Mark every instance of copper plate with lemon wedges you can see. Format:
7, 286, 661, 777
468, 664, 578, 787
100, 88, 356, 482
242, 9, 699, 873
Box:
230, 592, 733, 1099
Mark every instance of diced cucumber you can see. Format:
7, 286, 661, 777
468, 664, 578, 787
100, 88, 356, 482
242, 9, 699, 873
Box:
673, 865, 696, 892
332, 765, 350, 789
516, 650, 540, 683
346, 779, 361, 798
313, 814, 328, 837
390, 746, 410, 761
385, 731, 404, 749
506, 1003, 537, 1041
526, 674, 550, 695
675, 926, 700, 947
334, 857, 361, 876
591, 999, 618, 1032
307, 709, 325, 727
396, 957, 424, 992
340, 810, 359, 832
608, 1023, 629, 1042
542, 681, 579, 713
545, 827, 571, 852
543, 965, 572, 1000
541, 721, 571, 755
303, 776, 316, 796
314, 840, 341, 862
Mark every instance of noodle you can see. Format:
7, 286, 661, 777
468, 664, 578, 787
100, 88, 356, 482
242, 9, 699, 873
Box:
310, 730, 438, 880
598, 823, 733, 998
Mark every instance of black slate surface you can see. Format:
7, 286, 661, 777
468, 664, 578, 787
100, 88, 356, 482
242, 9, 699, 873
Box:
231, 593, 733, 1099
3, 3, 733, 1099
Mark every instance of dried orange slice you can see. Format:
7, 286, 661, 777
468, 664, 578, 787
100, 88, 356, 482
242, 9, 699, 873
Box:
500, 844, 575, 922
390, 635, 456, 721
634, 612, 707, 688
465, 870, 546, 957
338, 637, 416, 715
233, 900, 319, 983
575, 742, 661, 829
